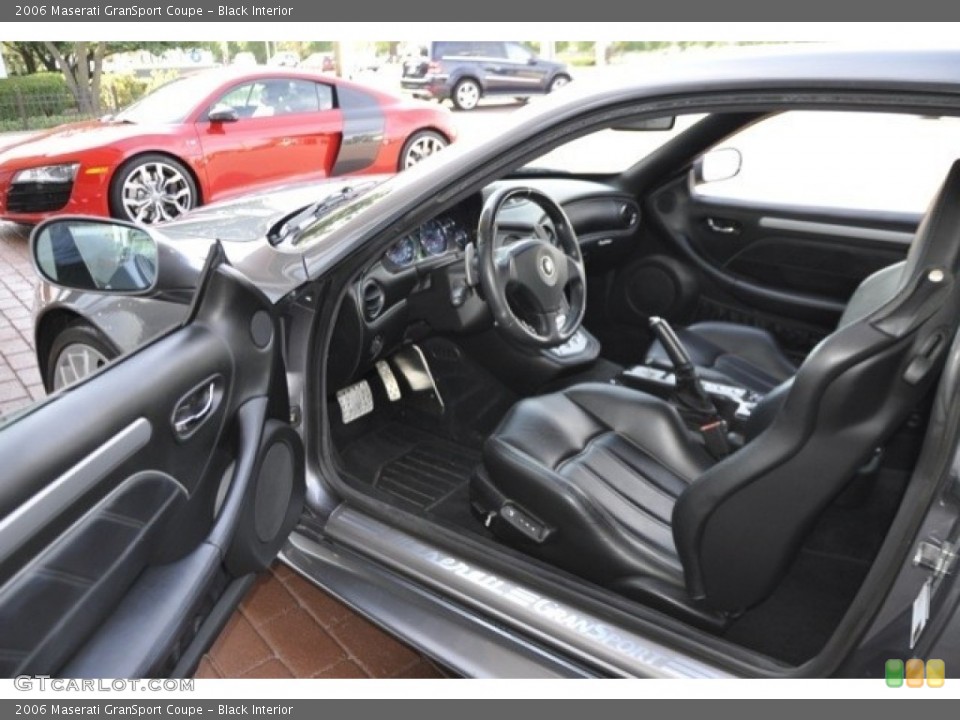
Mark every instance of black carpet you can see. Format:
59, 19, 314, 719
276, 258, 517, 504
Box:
339, 421, 484, 528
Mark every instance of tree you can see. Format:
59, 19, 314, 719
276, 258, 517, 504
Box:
44, 41, 105, 115
1, 42, 204, 116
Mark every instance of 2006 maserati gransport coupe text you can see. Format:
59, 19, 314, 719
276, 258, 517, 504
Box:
5, 46, 960, 679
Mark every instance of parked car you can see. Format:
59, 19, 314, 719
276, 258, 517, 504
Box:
302, 52, 336, 74
12, 47, 960, 680
267, 51, 300, 67
401, 41, 571, 110
0, 67, 456, 226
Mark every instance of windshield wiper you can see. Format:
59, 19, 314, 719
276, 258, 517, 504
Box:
268, 181, 379, 246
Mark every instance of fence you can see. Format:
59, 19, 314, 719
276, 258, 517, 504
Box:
0, 88, 140, 132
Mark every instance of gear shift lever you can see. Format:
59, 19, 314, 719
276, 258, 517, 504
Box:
649, 316, 696, 379
648, 317, 728, 457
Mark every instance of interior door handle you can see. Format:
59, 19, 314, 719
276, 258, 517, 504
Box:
706, 217, 740, 235
173, 379, 218, 437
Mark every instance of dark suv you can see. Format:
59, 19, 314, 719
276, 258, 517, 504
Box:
401, 41, 572, 111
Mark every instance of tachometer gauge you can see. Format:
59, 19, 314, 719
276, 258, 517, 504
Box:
385, 235, 418, 267
419, 219, 448, 256
440, 217, 469, 249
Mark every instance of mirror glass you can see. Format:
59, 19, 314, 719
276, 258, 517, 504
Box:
611, 116, 677, 132
33, 219, 158, 293
700, 147, 743, 183
208, 104, 239, 122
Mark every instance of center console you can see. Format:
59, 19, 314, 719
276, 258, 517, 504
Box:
615, 317, 767, 454
619, 364, 762, 423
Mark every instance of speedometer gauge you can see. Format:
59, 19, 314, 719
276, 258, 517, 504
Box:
385, 235, 418, 267
419, 219, 448, 256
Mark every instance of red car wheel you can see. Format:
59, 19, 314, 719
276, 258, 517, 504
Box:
399, 130, 449, 170
110, 154, 199, 224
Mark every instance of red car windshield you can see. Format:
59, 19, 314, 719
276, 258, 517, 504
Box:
114, 73, 230, 125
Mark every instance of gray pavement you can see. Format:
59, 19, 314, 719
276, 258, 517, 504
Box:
0, 221, 43, 420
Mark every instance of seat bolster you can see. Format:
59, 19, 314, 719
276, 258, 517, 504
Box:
479, 384, 718, 605
482, 433, 688, 588
645, 321, 797, 392
688, 322, 798, 379
486, 389, 606, 471
562, 383, 714, 481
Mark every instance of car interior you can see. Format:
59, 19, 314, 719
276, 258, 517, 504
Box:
316, 106, 960, 668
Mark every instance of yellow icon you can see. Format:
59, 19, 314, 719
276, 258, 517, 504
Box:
926, 659, 945, 688
906, 658, 925, 687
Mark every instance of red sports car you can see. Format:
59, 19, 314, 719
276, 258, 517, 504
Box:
0, 67, 457, 225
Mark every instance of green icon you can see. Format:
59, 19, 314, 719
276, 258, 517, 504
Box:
886, 659, 905, 687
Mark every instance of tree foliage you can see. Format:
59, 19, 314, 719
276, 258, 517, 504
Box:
1, 41, 201, 115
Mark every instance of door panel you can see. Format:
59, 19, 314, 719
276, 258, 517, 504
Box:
684, 194, 915, 302
196, 111, 342, 203
643, 175, 920, 351
0, 263, 303, 677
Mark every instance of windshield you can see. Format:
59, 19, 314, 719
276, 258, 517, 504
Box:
524, 114, 706, 175
115, 73, 227, 124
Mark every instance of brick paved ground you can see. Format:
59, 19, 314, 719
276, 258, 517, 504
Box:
0, 222, 43, 420
196, 565, 445, 679
0, 222, 441, 679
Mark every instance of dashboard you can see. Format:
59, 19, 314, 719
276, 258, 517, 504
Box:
384, 215, 473, 269
381, 195, 481, 272
327, 180, 642, 391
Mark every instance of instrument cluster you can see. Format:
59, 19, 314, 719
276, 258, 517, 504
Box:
383, 215, 471, 269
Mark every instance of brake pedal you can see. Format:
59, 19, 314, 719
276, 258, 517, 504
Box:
376, 360, 402, 402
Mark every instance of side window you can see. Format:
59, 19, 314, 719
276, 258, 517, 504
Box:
479, 42, 507, 59
505, 43, 532, 63
436, 42, 467, 58
213, 82, 258, 117
247, 79, 321, 118
696, 111, 960, 214
315, 83, 334, 111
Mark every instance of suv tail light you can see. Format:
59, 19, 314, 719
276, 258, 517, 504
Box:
427, 61, 442, 75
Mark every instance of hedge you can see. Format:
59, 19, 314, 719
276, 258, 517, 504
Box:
0, 73, 74, 122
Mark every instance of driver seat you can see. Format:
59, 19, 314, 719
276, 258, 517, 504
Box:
471, 160, 960, 623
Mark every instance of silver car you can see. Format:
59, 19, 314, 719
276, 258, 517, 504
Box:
11, 47, 960, 679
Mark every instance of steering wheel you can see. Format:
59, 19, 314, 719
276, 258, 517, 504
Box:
477, 186, 586, 348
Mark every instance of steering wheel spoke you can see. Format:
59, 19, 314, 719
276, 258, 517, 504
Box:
477, 186, 587, 348
565, 254, 585, 287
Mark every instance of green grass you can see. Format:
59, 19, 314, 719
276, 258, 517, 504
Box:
0, 113, 94, 133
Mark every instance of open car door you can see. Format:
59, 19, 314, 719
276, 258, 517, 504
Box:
0, 221, 304, 678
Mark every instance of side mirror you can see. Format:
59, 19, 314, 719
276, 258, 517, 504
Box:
32, 218, 159, 294
695, 147, 742, 184
208, 104, 239, 123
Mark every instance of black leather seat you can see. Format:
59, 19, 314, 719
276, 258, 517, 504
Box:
473, 160, 960, 620
645, 261, 907, 393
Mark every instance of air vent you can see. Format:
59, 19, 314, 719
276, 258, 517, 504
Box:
361, 280, 385, 321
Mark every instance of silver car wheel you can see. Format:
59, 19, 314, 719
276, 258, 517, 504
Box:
52, 343, 110, 391
402, 132, 448, 169
549, 75, 570, 93
453, 80, 481, 111
120, 160, 194, 224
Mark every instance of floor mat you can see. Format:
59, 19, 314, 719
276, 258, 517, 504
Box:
340, 422, 481, 512
376, 434, 480, 510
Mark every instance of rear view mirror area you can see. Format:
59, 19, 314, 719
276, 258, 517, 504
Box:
32, 218, 159, 294
696, 147, 743, 184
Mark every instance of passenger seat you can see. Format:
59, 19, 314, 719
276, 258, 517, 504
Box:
645, 260, 907, 393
